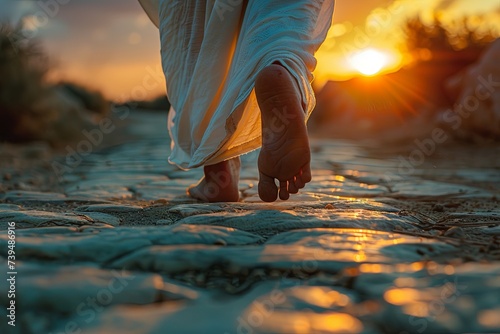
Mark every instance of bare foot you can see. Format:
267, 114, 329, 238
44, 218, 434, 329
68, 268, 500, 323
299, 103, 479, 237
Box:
255, 64, 312, 202
188, 157, 241, 202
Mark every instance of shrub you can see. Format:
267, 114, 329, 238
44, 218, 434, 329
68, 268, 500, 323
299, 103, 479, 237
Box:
404, 16, 497, 60
0, 23, 110, 145
58, 81, 110, 117
0, 23, 54, 142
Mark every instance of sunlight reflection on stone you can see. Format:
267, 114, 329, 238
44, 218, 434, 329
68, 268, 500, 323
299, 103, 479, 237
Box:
487, 277, 500, 287
316, 313, 363, 333
384, 288, 420, 305
444, 264, 455, 275
394, 277, 417, 287
363, 184, 380, 189
345, 170, 361, 177
262, 312, 364, 334
334, 175, 345, 182
327, 291, 350, 307
411, 262, 425, 271
402, 301, 429, 317
353, 251, 366, 262
359, 263, 383, 273
478, 308, 500, 328
286, 287, 352, 308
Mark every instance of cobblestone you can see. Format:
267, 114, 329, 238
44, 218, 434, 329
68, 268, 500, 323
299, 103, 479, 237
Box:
0, 111, 498, 334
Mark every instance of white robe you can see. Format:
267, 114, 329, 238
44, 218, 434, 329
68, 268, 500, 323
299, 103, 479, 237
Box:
139, 0, 334, 169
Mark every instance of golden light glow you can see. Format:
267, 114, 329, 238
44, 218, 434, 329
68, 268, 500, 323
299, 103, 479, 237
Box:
411, 262, 425, 271
479, 308, 500, 328
384, 288, 420, 305
334, 175, 345, 182
394, 277, 417, 287
403, 302, 429, 318
316, 313, 364, 333
349, 48, 388, 76
444, 265, 455, 275
289, 287, 350, 308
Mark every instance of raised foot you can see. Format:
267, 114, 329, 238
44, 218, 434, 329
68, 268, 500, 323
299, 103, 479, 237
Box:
255, 64, 312, 202
188, 157, 241, 202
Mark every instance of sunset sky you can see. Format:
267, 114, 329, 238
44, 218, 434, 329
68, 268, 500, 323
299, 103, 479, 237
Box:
1, 0, 499, 101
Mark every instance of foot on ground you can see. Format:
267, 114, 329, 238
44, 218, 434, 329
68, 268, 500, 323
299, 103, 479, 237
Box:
255, 64, 312, 202
188, 157, 241, 202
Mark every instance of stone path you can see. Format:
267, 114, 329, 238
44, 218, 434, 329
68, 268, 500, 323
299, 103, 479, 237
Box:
1, 111, 499, 334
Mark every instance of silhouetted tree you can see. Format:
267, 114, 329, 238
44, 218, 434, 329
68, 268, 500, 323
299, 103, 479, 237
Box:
404, 15, 497, 58
0, 23, 52, 141
58, 81, 110, 117
0, 23, 110, 144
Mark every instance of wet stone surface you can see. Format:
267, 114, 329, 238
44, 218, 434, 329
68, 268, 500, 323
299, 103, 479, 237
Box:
0, 111, 499, 334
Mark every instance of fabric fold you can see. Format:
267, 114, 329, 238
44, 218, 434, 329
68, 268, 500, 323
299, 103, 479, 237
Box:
139, 0, 335, 169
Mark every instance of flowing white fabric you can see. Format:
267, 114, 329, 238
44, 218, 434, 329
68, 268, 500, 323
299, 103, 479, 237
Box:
138, 0, 160, 27
139, 0, 334, 169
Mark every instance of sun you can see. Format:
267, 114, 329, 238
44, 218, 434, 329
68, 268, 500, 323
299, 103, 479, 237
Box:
349, 49, 388, 76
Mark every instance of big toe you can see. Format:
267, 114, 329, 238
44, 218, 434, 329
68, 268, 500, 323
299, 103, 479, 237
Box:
258, 172, 278, 202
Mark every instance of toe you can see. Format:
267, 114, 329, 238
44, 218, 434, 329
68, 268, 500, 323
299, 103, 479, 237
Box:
295, 174, 305, 189
258, 172, 278, 202
288, 177, 299, 194
301, 164, 312, 183
279, 180, 290, 200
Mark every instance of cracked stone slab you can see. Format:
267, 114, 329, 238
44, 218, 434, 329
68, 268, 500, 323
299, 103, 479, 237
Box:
3, 190, 67, 203
173, 208, 421, 235
66, 187, 135, 201
266, 229, 460, 262
110, 244, 357, 274
454, 169, 500, 183
1, 111, 499, 334
69, 261, 500, 334
389, 180, 493, 199
62, 281, 371, 334
306, 175, 388, 198
482, 225, 500, 235
80, 212, 122, 226
0, 224, 263, 264
71, 163, 167, 176
4, 263, 499, 334
75, 204, 144, 213
0, 264, 198, 334
63, 175, 168, 194
109, 229, 458, 275
341, 169, 407, 184
13, 226, 111, 236
355, 263, 500, 334
0, 264, 198, 311
0, 210, 90, 229
131, 184, 190, 201
447, 211, 500, 219
168, 199, 399, 218
128, 179, 196, 201
0, 204, 21, 211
